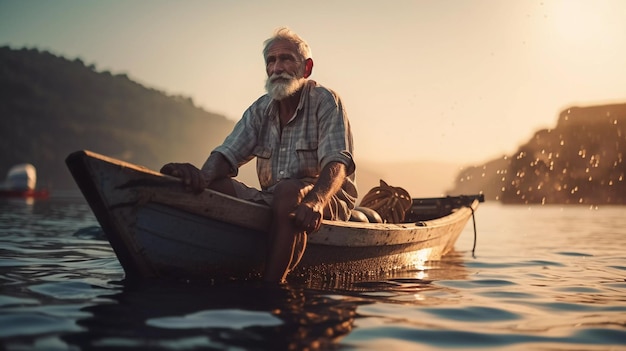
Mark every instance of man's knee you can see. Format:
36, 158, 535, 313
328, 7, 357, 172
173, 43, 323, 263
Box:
271, 180, 312, 214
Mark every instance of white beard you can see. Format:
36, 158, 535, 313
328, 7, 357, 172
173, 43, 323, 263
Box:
265, 73, 306, 100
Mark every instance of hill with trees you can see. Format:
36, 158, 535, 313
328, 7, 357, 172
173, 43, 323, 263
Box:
0, 46, 236, 190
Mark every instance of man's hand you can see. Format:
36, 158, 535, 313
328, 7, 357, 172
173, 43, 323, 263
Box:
290, 201, 323, 234
160, 163, 207, 193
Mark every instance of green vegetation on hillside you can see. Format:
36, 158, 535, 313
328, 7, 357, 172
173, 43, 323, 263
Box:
0, 46, 235, 190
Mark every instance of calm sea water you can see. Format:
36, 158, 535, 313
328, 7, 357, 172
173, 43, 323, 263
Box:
1, 196, 625, 350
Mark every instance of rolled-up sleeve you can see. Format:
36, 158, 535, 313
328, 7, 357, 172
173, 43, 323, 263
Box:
316, 89, 356, 176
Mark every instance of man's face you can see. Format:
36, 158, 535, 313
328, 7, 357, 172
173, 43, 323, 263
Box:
264, 40, 306, 100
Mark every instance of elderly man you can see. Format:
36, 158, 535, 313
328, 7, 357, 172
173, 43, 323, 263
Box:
160, 27, 357, 283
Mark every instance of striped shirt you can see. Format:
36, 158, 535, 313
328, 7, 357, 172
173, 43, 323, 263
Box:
213, 80, 357, 208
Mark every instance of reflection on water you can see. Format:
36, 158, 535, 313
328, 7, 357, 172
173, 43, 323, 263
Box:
61, 281, 359, 351
1, 199, 626, 350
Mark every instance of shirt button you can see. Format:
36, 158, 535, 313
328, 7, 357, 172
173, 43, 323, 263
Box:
279, 170, 285, 175
280, 147, 286, 152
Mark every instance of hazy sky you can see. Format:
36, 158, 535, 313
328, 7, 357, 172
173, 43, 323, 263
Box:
1, 0, 625, 165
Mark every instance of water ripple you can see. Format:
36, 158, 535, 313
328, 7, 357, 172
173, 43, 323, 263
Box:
0, 313, 83, 338
422, 306, 521, 322
147, 309, 284, 329
29, 281, 112, 300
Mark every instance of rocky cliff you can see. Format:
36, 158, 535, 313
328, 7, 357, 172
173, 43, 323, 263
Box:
447, 103, 626, 204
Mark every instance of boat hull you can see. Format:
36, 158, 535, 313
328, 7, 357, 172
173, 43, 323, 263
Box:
66, 150, 480, 281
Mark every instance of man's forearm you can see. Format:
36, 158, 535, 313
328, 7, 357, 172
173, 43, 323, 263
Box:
201, 152, 233, 183
302, 161, 347, 208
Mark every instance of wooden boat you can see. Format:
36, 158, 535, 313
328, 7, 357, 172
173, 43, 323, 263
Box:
66, 150, 484, 281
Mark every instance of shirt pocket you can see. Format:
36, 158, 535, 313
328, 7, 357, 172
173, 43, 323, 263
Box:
295, 140, 318, 177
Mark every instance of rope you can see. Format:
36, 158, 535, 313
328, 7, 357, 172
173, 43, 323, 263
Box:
359, 180, 412, 224
470, 206, 477, 258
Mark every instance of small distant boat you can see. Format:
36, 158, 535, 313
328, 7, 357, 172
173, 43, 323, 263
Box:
66, 150, 483, 281
0, 164, 49, 199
